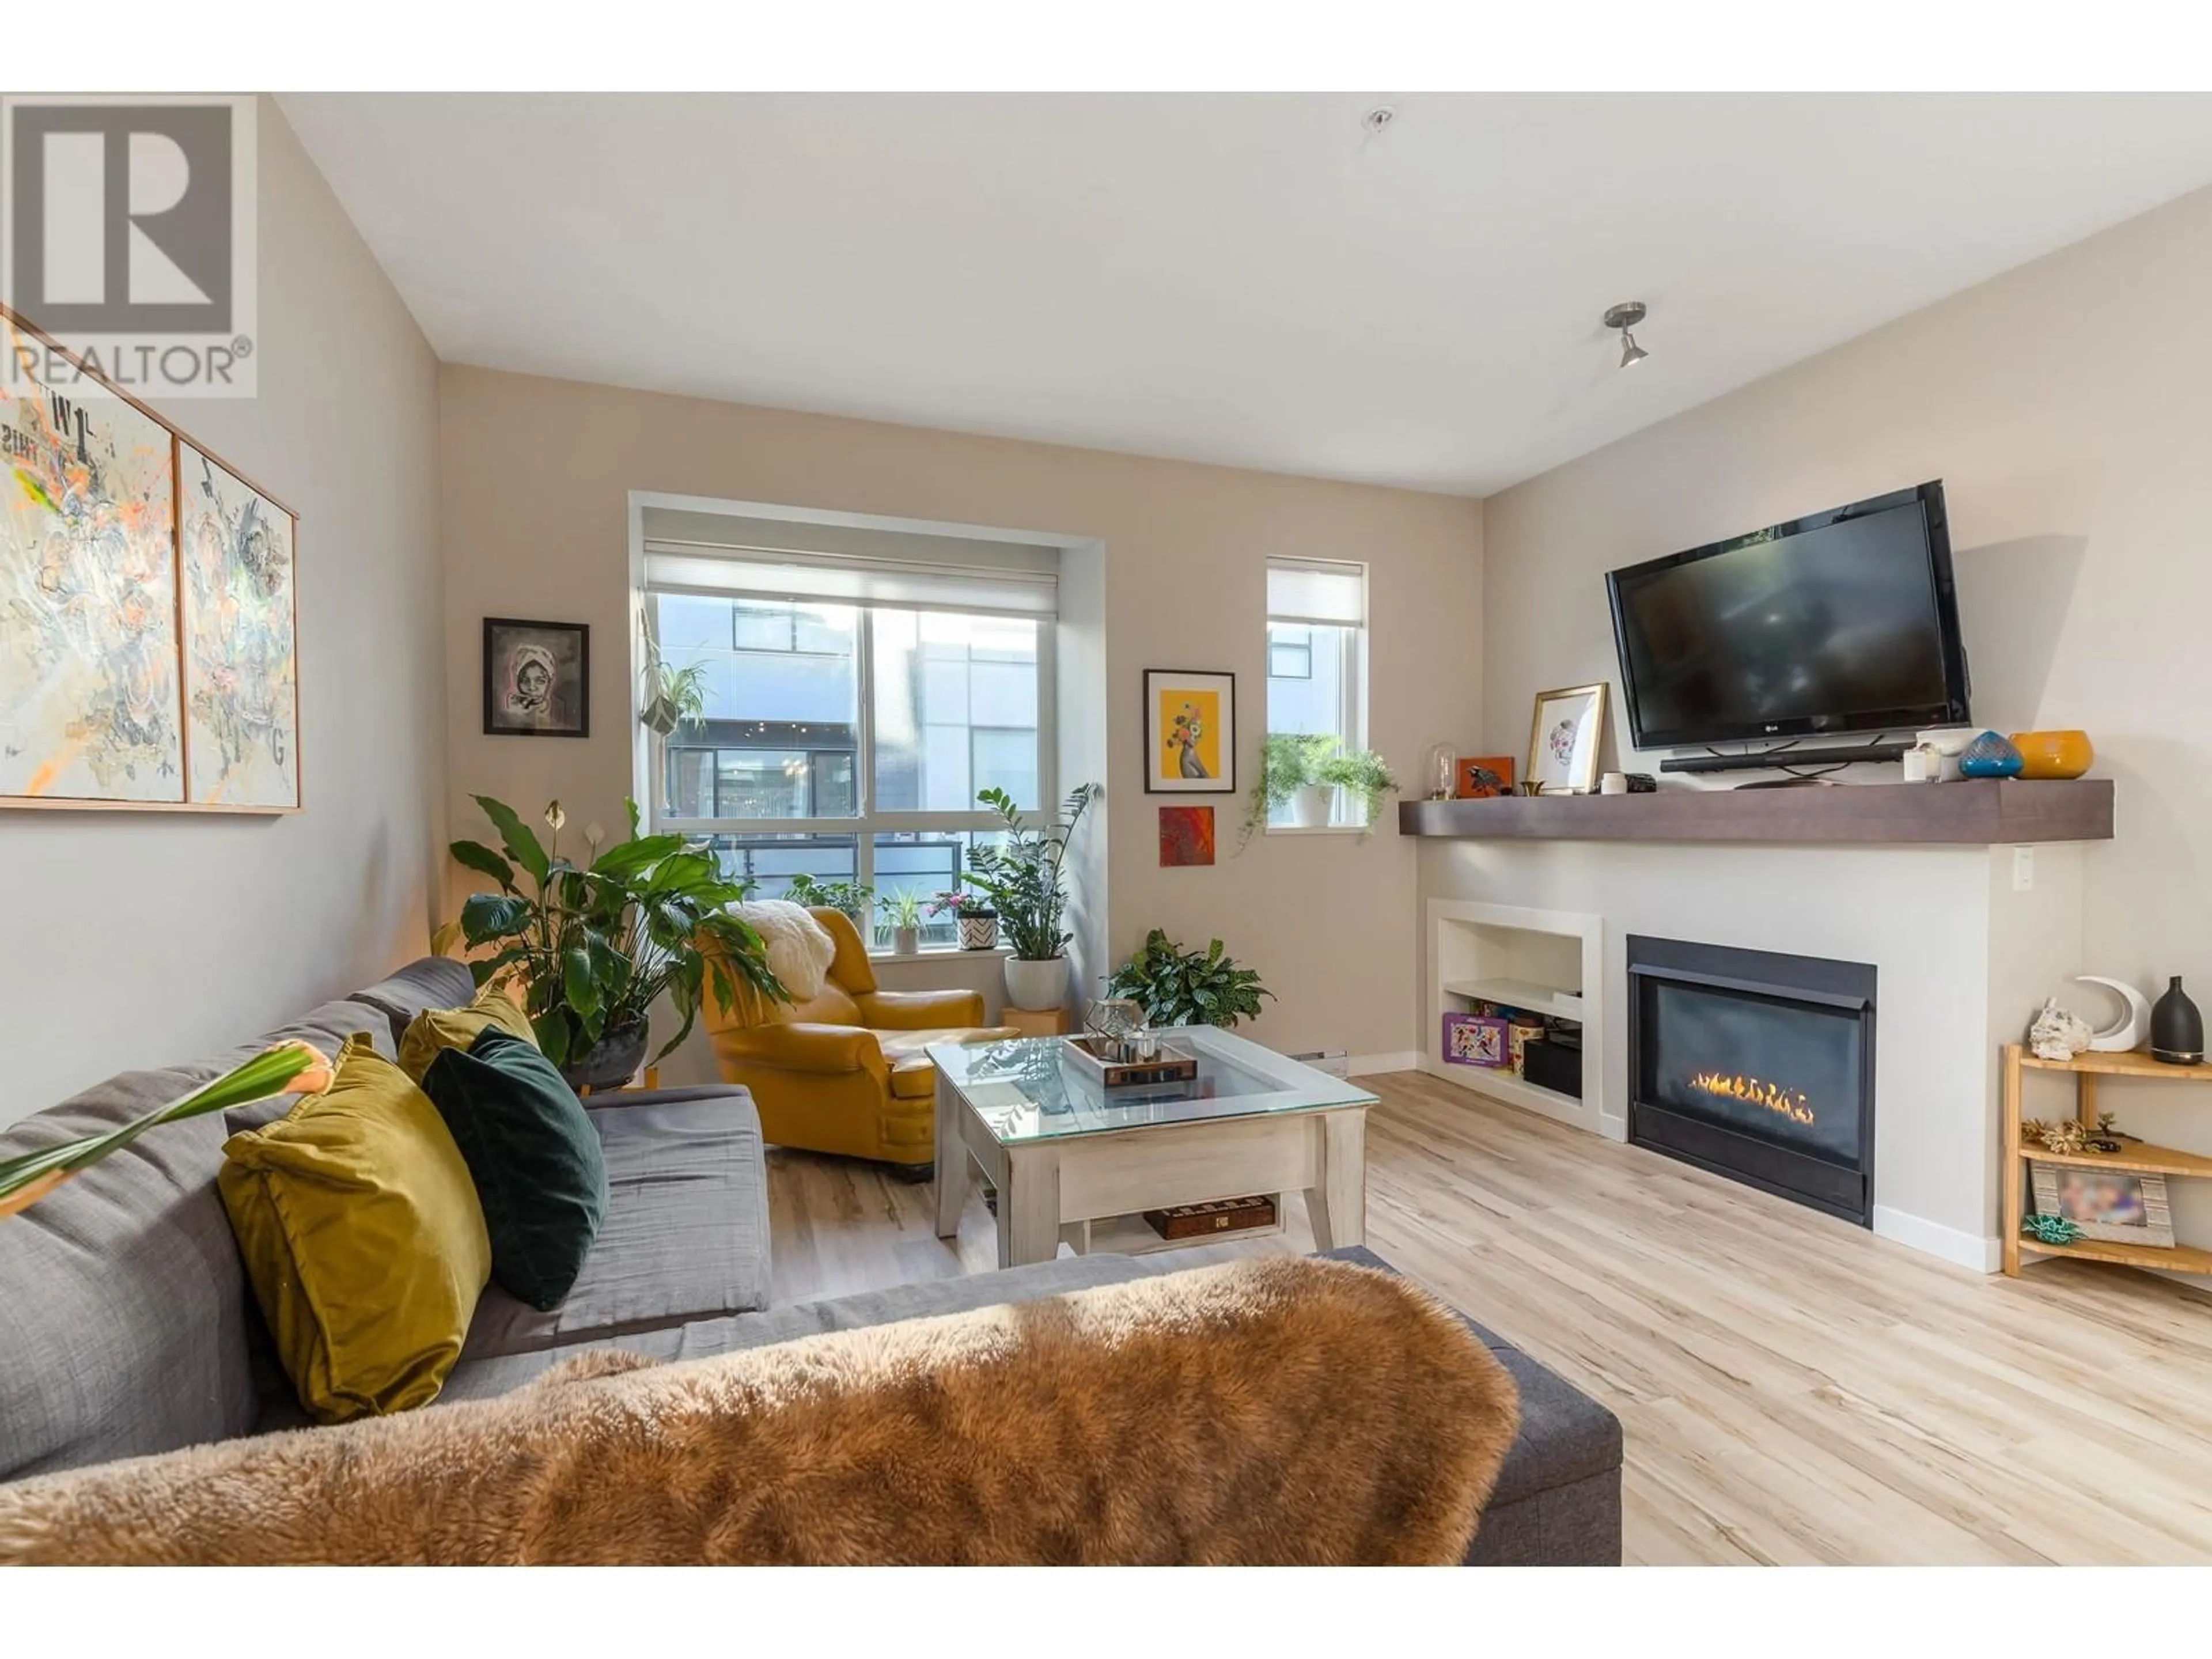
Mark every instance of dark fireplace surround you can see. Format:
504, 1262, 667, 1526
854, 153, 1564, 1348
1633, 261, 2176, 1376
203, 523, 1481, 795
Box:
1627, 935, 1877, 1226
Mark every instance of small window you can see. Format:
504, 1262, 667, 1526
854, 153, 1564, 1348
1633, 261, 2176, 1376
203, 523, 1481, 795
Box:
1264, 558, 1368, 827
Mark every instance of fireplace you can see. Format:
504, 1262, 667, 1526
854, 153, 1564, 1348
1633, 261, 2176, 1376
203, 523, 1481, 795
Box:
1626, 935, 1876, 1225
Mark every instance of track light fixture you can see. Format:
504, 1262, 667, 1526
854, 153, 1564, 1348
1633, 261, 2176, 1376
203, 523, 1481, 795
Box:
1604, 301, 1650, 368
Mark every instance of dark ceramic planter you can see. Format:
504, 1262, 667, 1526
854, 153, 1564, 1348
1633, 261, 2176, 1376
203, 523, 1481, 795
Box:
561, 1020, 649, 1092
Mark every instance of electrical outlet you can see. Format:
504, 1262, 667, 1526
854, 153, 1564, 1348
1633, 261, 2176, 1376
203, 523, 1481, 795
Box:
2012, 846, 2036, 892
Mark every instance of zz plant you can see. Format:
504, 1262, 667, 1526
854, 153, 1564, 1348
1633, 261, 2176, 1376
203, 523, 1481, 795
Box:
1104, 929, 1274, 1029
438, 795, 787, 1071
962, 783, 1097, 962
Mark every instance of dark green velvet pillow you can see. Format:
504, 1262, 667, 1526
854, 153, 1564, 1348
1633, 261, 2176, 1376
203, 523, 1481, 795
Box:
419, 1028, 608, 1312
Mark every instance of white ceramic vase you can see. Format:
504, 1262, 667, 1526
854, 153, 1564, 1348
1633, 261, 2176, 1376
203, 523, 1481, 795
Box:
893, 926, 920, 956
1289, 783, 1333, 828
1005, 956, 1066, 1012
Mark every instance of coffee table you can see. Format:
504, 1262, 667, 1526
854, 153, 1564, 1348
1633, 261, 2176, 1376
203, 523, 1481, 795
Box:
929, 1028, 1378, 1270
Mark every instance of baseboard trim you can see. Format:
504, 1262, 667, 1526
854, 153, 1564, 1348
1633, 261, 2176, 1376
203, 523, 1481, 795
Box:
1348, 1050, 1421, 1077
1872, 1205, 2000, 1274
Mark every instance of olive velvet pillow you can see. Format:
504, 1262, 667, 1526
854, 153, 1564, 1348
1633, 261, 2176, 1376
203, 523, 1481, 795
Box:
418, 1029, 609, 1311
218, 1034, 492, 1423
396, 983, 537, 1083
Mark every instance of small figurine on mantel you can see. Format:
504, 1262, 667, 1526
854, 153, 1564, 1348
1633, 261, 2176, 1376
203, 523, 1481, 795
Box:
2027, 996, 2094, 1062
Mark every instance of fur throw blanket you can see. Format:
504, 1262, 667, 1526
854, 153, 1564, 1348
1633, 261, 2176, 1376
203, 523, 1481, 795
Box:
730, 899, 837, 1001
0, 1257, 1518, 1566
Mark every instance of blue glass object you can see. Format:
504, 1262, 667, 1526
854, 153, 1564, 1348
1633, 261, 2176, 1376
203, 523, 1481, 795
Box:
1956, 730, 2024, 779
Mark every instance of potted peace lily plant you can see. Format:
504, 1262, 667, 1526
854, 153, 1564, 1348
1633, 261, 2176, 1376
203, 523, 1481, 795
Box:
962, 782, 1097, 1012
438, 796, 787, 1090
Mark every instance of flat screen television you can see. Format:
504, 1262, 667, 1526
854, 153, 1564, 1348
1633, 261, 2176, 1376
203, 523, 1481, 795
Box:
1605, 482, 1969, 749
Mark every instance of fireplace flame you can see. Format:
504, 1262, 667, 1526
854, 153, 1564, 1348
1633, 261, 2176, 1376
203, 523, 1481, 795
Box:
1687, 1070, 1816, 1126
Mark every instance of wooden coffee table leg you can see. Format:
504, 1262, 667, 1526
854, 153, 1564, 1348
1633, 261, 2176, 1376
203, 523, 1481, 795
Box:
999, 1145, 1063, 1268
933, 1071, 969, 1240
1304, 1107, 1368, 1252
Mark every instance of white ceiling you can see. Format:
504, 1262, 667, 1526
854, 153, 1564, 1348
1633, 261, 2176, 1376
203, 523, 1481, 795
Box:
282, 93, 2212, 497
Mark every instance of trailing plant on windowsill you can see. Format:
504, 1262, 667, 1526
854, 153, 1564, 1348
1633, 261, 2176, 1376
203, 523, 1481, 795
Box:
961, 783, 1098, 961
784, 874, 874, 922
1104, 929, 1274, 1029
1241, 732, 1335, 849
435, 795, 789, 1073
1315, 748, 1401, 825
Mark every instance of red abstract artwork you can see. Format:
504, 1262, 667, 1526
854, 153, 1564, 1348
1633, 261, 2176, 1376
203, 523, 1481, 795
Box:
1158, 805, 1215, 867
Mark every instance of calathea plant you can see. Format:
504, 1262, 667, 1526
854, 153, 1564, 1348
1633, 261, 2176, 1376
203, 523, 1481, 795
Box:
1104, 930, 1274, 1029
440, 796, 787, 1074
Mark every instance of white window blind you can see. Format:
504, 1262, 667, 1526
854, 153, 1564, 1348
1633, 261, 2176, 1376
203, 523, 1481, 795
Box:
1266, 557, 1366, 627
645, 544, 1058, 618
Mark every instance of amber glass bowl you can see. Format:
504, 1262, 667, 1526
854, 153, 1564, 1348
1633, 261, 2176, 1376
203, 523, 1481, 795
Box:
2008, 729, 2094, 780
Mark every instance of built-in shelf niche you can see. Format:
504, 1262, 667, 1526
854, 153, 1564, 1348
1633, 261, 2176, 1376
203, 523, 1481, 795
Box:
1425, 899, 1605, 1136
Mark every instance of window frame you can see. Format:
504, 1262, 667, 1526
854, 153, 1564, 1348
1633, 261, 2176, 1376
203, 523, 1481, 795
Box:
641, 585, 1058, 889
1263, 558, 1370, 830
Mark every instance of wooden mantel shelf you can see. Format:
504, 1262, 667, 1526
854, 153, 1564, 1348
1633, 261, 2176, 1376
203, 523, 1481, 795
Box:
1397, 779, 2113, 846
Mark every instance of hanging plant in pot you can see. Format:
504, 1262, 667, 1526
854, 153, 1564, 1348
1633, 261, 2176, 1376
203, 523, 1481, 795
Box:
437, 796, 789, 1090
963, 782, 1097, 1012
636, 610, 710, 741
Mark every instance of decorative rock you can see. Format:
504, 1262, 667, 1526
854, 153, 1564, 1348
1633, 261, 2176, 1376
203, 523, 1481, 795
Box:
2028, 996, 2094, 1062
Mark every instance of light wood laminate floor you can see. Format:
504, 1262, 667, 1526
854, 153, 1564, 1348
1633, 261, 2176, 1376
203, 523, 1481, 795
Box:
764, 1070, 2212, 1564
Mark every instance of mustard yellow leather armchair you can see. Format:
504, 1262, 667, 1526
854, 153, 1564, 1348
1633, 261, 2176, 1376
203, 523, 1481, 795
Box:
702, 907, 1017, 1176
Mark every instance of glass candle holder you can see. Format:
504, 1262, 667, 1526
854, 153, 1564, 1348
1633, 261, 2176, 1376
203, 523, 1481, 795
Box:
1426, 743, 1457, 800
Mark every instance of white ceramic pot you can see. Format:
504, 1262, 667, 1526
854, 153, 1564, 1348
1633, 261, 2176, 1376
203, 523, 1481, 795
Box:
1005, 956, 1066, 1012
1290, 783, 1334, 828
893, 926, 921, 956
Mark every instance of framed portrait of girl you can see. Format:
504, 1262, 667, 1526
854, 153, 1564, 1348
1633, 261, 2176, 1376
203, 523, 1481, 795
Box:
483, 618, 590, 738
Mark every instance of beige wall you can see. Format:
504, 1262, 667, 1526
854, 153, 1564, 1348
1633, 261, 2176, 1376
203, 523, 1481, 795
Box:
1481, 181, 2212, 1236
2, 99, 445, 1124
438, 369, 1484, 1069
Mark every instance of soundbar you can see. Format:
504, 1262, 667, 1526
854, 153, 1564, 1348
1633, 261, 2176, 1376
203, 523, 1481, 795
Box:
1658, 741, 1911, 776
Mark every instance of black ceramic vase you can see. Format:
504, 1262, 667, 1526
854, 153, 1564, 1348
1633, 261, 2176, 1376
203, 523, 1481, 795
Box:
2150, 976, 2203, 1066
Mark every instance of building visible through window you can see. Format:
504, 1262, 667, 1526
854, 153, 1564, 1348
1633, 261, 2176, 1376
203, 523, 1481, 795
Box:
642, 535, 1056, 945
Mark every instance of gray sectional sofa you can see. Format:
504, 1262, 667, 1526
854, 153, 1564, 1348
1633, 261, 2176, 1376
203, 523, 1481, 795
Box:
0, 959, 1622, 1564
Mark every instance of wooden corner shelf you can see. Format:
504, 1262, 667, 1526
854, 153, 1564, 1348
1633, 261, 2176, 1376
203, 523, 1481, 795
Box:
2001, 1041, 2212, 1279
2016, 1048, 2212, 1081
2016, 1235, 2212, 1275
2014, 1139, 2212, 1179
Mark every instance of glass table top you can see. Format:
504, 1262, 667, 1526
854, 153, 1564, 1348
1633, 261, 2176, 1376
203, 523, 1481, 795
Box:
927, 1025, 1378, 1145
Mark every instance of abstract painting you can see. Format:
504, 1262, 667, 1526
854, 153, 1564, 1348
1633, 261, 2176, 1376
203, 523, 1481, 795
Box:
180, 442, 299, 808
1158, 805, 1215, 867
1, 313, 183, 804
1143, 668, 1234, 793
483, 618, 590, 737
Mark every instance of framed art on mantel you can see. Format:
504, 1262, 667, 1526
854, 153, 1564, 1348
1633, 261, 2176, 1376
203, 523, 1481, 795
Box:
1144, 669, 1235, 793
0, 304, 301, 814
1526, 682, 1609, 796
